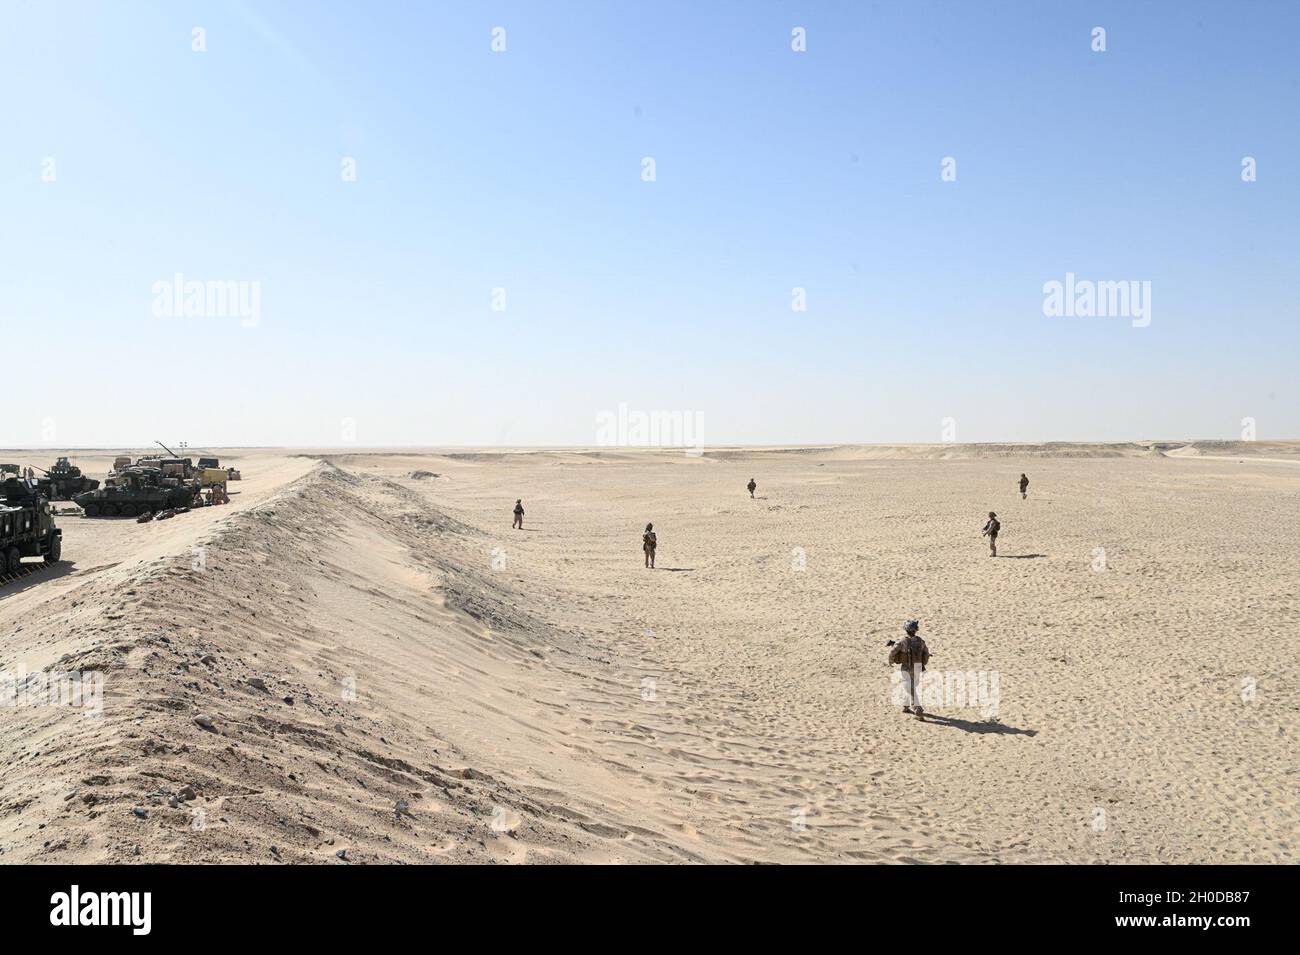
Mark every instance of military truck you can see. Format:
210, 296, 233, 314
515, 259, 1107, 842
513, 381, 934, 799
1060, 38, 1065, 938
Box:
33, 457, 100, 500
1, 475, 62, 574
198, 467, 228, 488
196, 455, 240, 482
73, 466, 197, 517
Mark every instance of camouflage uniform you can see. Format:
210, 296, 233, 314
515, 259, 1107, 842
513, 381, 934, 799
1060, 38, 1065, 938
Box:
983, 515, 1000, 556
889, 634, 931, 714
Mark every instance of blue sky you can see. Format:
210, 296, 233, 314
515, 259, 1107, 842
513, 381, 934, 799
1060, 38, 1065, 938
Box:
2, 0, 1297, 447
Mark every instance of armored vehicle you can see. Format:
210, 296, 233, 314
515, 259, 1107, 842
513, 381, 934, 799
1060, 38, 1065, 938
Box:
150, 442, 194, 479
133, 456, 193, 479
33, 457, 100, 500
73, 466, 197, 517
1, 475, 62, 574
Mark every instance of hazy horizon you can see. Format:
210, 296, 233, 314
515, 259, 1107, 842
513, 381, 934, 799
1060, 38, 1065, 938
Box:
4, 0, 1297, 448
4, 437, 1297, 455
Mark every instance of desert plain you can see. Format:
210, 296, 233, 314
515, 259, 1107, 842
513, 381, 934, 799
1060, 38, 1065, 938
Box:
0, 442, 1296, 864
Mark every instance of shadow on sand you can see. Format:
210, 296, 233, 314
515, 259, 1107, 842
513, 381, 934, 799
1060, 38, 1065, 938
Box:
1000, 554, 1046, 559
921, 714, 1036, 736
0, 561, 78, 599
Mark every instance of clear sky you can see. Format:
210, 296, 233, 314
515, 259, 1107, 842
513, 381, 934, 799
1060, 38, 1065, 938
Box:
2, 0, 1297, 448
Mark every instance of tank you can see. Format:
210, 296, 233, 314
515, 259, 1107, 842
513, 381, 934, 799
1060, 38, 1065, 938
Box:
73, 466, 197, 518
35, 457, 101, 500
1, 475, 62, 574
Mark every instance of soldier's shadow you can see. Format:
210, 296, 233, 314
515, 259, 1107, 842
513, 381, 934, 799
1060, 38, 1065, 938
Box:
922, 714, 1036, 736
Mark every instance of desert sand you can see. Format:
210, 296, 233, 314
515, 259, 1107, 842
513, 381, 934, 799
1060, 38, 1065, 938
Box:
1, 442, 1296, 864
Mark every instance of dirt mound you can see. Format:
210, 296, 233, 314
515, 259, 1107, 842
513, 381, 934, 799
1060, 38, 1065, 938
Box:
1163, 440, 1300, 458
0, 464, 671, 863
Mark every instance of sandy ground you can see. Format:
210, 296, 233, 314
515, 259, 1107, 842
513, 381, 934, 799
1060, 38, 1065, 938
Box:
0, 443, 1296, 864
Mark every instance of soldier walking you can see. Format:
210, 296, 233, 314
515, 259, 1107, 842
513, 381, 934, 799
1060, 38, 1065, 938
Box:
982, 511, 1000, 557
889, 620, 931, 720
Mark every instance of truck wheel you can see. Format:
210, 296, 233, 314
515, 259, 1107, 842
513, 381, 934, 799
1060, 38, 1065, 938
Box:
101, 503, 118, 517
45, 536, 61, 563
83, 504, 99, 517
121, 503, 138, 517
5, 547, 20, 575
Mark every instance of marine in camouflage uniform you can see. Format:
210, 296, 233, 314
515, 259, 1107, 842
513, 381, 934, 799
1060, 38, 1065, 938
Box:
889, 620, 931, 719
982, 511, 1000, 557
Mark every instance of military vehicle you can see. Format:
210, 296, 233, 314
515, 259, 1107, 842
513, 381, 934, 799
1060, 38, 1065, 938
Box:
73, 466, 197, 517
32, 457, 100, 500
134, 456, 193, 479
198, 467, 228, 488
193, 455, 229, 487
1, 474, 62, 575
120, 442, 191, 478
196, 454, 240, 482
